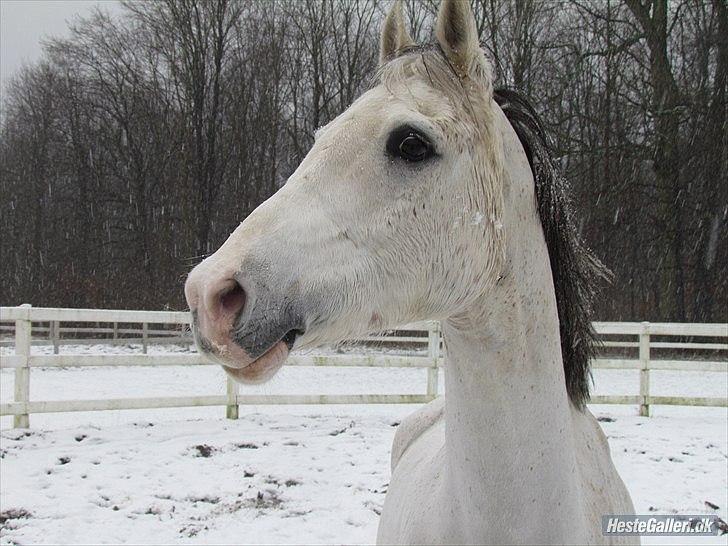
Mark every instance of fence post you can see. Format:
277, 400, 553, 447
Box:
426, 322, 441, 399
51, 320, 59, 354
142, 322, 148, 354
226, 375, 239, 420
113, 321, 119, 340
639, 321, 651, 417
14, 304, 32, 428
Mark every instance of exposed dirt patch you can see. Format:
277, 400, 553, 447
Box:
190, 444, 215, 458
329, 421, 356, 436
0, 508, 32, 530
234, 442, 258, 449
246, 490, 283, 511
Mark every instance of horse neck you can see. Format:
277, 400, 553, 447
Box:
440, 122, 587, 539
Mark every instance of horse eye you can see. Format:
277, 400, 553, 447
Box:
387, 126, 434, 163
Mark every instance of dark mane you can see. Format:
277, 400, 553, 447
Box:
494, 88, 610, 409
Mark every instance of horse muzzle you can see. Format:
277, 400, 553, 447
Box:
185, 262, 306, 384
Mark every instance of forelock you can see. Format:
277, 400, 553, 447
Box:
374, 46, 493, 108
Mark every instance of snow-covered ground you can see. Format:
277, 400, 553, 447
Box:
1, 344, 726, 545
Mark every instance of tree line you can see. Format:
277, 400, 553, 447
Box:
0, 0, 725, 321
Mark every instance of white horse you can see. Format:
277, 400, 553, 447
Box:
184, 1, 637, 543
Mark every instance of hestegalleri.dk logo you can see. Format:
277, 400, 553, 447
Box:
602, 515, 727, 536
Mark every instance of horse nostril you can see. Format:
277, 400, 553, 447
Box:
220, 282, 246, 316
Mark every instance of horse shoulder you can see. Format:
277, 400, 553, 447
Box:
571, 406, 638, 544
391, 396, 445, 471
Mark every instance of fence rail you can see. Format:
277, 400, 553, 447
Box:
1, 305, 726, 428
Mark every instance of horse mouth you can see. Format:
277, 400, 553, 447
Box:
222, 328, 302, 384
281, 328, 302, 350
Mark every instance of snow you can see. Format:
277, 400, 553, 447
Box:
1, 344, 727, 545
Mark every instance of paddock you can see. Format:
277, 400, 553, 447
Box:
1, 306, 726, 428
0, 398, 726, 544
0, 306, 726, 544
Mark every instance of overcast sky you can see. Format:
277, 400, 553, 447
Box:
1, 0, 121, 91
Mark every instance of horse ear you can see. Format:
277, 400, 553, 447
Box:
435, 0, 479, 77
380, 0, 414, 65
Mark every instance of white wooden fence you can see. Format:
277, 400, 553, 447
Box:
0, 305, 726, 428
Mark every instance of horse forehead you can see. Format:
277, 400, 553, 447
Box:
312, 80, 461, 150
343, 80, 456, 127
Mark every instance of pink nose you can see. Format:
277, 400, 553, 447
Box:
185, 273, 246, 320
184, 270, 248, 364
